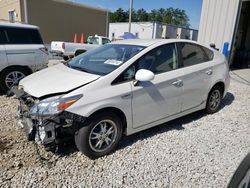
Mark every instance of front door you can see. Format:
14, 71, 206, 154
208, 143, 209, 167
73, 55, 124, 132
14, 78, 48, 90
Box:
130, 43, 184, 128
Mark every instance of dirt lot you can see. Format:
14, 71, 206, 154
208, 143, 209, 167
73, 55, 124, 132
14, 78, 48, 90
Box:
0, 76, 250, 187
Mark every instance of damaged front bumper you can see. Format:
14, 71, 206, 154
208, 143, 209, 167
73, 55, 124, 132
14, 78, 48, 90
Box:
13, 87, 86, 149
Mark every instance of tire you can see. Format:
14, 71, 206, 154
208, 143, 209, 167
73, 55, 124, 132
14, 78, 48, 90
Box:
205, 85, 223, 114
228, 152, 250, 188
0, 67, 30, 93
75, 50, 86, 57
63, 56, 69, 61
74, 112, 123, 159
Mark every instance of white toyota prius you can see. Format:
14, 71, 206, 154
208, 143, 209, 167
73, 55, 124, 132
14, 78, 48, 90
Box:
14, 39, 230, 159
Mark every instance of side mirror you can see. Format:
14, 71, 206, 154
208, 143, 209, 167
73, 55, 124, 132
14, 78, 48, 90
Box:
135, 69, 155, 82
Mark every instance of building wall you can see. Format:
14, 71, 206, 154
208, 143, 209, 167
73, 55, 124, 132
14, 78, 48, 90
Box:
109, 22, 162, 40
0, 0, 22, 22
21, 0, 108, 43
198, 0, 240, 51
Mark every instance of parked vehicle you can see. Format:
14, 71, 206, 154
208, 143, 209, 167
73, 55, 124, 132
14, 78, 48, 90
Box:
0, 22, 49, 92
51, 35, 111, 60
14, 39, 230, 159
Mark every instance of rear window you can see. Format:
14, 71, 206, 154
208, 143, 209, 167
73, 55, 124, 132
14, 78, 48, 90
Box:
1, 26, 43, 44
202, 47, 214, 61
179, 43, 210, 67
0, 30, 7, 44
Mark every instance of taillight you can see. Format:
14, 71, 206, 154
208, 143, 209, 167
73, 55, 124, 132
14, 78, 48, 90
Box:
62, 42, 65, 49
39, 47, 49, 55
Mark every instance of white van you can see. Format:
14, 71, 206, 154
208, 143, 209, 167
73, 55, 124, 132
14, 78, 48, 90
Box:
0, 22, 49, 92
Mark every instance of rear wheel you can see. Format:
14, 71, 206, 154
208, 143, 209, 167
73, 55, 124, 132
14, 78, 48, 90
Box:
205, 86, 223, 114
75, 112, 123, 159
0, 67, 29, 93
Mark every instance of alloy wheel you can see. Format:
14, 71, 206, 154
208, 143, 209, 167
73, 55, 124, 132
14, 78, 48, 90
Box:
209, 89, 221, 111
5, 71, 25, 89
88, 120, 118, 153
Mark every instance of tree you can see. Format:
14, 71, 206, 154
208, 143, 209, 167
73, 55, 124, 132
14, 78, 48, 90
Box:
136, 8, 149, 22
110, 7, 190, 28
110, 8, 128, 22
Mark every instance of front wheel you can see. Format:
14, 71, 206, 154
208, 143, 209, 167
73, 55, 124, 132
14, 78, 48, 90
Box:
205, 86, 223, 114
75, 112, 123, 159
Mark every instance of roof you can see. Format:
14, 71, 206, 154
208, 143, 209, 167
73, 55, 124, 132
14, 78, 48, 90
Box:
53, 0, 108, 12
0, 21, 39, 29
111, 39, 200, 47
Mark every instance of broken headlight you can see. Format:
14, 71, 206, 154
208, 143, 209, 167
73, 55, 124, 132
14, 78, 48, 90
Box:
30, 94, 83, 117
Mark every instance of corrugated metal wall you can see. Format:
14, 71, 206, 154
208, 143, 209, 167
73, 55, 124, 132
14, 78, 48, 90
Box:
198, 0, 240, 52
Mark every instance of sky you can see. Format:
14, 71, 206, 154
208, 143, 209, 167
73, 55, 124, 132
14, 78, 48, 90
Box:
76, 0, 203, 29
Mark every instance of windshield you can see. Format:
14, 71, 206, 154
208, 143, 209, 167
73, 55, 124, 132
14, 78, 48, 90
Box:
88, 36, 99, 44
67, 44, 145, 75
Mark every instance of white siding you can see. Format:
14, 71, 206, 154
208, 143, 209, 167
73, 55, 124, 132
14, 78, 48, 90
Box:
198, 0, 240, 51
109, 22, 163, 40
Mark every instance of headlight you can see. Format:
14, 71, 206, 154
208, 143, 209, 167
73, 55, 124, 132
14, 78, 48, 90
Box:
30, 94, 83, 116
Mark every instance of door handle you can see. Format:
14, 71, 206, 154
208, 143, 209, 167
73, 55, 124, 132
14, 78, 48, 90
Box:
172, 79, 183, 87
205, 69, 213, 75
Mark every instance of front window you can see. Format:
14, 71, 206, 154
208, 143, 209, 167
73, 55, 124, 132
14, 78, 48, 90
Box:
67, 44, 145, 75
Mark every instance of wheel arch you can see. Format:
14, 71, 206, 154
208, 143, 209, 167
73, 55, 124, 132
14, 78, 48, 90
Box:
86, 107, 128, 133
210, 81, 225, 95
0, 65, 33, 76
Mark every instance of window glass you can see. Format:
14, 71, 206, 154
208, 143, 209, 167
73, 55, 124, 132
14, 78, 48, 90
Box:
68, 44, 145, 75
5, 27, 43, 44
0, 30, 7, 44
113, 43, 178, 84
203, 47, 214, 61
102, 38, 111, 44
137, 43, 177, 74
179, 43, 209, 67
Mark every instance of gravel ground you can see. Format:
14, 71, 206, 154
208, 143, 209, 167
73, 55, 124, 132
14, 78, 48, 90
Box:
0, 76, 250, 188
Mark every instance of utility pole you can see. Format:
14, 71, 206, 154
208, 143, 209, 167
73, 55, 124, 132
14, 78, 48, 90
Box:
128, 0, 133, 33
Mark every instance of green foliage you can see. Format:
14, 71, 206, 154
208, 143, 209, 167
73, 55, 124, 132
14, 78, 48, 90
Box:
110, 7, 190, 28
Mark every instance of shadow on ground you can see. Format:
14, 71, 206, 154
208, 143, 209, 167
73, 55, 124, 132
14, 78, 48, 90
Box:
29, 92, 236, 157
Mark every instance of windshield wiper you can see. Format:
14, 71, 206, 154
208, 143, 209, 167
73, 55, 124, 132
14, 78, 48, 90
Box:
69, 65, 92, 73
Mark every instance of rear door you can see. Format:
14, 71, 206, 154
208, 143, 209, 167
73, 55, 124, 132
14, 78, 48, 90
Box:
177, 42, 214, 111
0, 28, 8, 71
4, 27, 43, 71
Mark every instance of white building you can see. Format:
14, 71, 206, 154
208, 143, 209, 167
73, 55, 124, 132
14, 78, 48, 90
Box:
109, 22, 163, 40
109, 22, 198, 41
198, 0, 250, 68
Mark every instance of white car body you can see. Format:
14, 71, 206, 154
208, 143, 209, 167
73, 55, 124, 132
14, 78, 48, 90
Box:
51, 36, 111, 57
17, 39, 230, 158
0, 22, 49, 91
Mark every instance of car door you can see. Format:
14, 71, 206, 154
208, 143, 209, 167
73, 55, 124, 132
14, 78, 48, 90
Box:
130, 43, 184, 128
177, 42, 214, 111
0, 29, 8, 70
4, 27, 36, 69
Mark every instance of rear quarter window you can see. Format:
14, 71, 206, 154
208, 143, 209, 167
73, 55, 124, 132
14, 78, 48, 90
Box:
202, 47, 214, 61
179, 42, 211, 67
4, 27, 43, 44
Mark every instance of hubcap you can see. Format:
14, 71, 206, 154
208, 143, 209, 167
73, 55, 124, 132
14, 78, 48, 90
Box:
89, 120, 117, 153
5, 71, 25, 89
209, 90, 221, 111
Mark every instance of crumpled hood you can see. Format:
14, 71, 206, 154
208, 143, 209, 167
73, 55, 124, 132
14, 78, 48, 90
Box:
19, 63, 100, 98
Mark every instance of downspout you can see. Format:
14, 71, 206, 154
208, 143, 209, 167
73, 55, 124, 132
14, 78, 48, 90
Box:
106, 11, 109, 37
23, 0, 28, 23
152, 22, 155, 39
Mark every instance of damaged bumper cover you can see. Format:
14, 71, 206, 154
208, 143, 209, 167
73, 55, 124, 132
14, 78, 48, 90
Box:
13, 86, 86, 147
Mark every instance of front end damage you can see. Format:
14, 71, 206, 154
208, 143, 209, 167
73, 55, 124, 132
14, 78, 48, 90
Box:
13, 87, 86, 150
